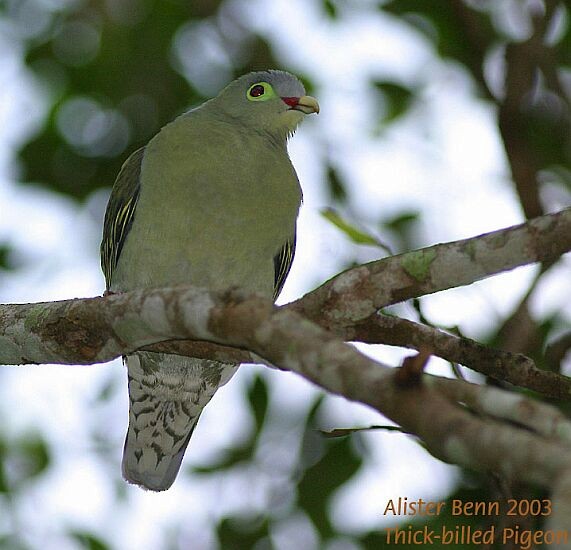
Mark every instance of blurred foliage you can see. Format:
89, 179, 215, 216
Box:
381, 0, 496, 84
325, 163, 348, 204
5, 0, 280, 200
0, 432, 50, 492
191, 376, 369, 548
0, 244, 14, 271
297, 435, 362, 539
1, 0, 571, 548
372, 81, 414, 125
191, 375, 269, 475
71, 531, 111, 550
321, 208, 385, 248
381, 210, 420, 252
216, 516, 272, 550
322, 0, 338, 20
380, 0, 571, 210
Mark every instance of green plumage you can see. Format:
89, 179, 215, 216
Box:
100, 70, 318, 491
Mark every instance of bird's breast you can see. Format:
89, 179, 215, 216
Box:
110, 118, 301, 296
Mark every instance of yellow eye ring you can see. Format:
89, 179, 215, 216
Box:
247, 82, 277, 102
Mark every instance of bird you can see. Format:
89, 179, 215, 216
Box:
100, 70, 319, 491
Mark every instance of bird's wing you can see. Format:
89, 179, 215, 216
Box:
273, 234, 296, 301
100, 147, 145, 290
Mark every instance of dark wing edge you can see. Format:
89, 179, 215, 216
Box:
273, 234, 296, 301
101, 147, 145, 290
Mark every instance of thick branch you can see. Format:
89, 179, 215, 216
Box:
429, 376, 571, 442
5, 286, 571, 497
288, 207, 571, 329
346, 314, 571, 399
1, 208, 570, 400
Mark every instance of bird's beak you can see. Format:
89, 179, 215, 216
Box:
282, 95, 320, 114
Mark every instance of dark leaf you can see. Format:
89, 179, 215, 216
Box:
0, 243, 13, 271
297, 73, 317, 96
323, 0, 338, 19
189, 0, 225, 18
383, 210, 419, 233
325, 164, 348, 203
238, 35, 279, 74
217, 516, 271, 550
247, 374, 269, 438
0, 536, 29, 550
556, 4, 571, 65
18, 1, 201, 201
373, 81, 414, 123
17, 435, 51, 480
191, 442, 256, 474
0, 437, 8, 493
381, 1, 494, 86
307, 394, 326, 425
70, 532, 111, 550
382, 210, 420, 251
297, 436, 363, 538
94, 376, 117, 403
321, 208, 386, 248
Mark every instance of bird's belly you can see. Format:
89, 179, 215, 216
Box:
110, 200, 291, 298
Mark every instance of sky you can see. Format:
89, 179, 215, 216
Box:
1, 0, 570, 548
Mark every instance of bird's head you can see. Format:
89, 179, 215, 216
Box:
213, 69, 319, 139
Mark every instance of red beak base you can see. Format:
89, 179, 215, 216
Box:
281, 97, 299, 108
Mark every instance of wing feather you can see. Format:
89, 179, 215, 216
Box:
101, 147, 145, 289
273, 234, 296, 301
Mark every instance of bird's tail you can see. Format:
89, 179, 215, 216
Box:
122, 351, 238, 491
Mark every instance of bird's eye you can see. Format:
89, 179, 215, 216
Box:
246, 82, 275, 102
249, 85, 265, 98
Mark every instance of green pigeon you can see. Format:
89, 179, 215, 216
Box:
101, 70, 319, 491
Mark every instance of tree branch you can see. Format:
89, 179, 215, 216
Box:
1, 208, 570, 399
345, 314, 571, 399
2, 269, 571, 508
288, 207, 571, 328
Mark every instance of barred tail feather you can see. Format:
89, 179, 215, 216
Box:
122, 352, 238, 491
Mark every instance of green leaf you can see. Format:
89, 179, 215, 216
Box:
18, 1, 202, 200
70, 531, 110, 550
247, 374, 269, 438
0, 244, 13, 271
297, 73, 317, 96
191, 443, 255, 474
322, 0, 338, 19
188, 0, 225, 18
321, 208, 388, 249
0, 536, 29, 550
383, 210, 419, 233
217, 516, 271, 550
380, 1, 494, 85
373, 81, 414, 123
237, 34, 280, 75
382, 210, 421, 250
306, 394, 326, 426
325, 164, 348, 203
0, 436, 8, 494
560, 13, 571, 65
94, 376, 117, 403
18, 435, 51, 480
297, 436, 363, 539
